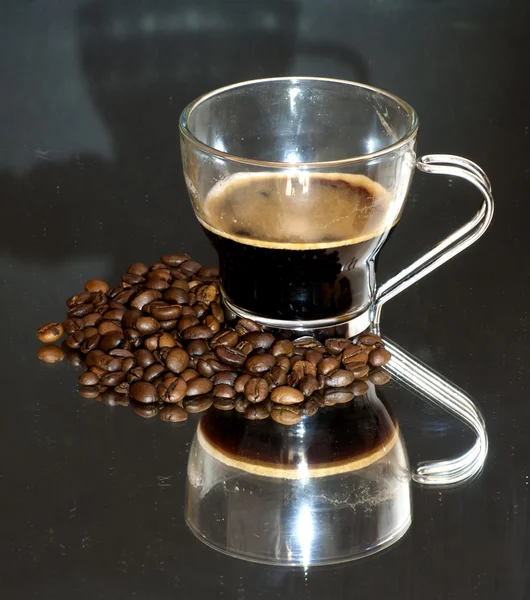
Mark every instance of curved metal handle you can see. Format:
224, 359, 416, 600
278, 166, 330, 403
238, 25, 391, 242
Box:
383, 339, 488, 486
373, 154, 494, 322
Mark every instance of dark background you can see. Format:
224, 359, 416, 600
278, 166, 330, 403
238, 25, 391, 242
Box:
1, 0, 529, 598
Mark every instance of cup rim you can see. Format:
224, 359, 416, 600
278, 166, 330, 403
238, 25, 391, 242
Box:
179, 76, 419, 168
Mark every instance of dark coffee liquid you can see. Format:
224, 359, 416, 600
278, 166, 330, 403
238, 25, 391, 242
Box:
199, 396, 397, 475
200, 173, 398, 321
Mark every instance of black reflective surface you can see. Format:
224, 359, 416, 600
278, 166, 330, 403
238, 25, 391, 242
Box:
2, 0, 530, 597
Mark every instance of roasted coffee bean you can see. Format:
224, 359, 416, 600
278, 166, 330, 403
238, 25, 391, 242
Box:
177, 316, 200, 334
352, 380, 370, 396
212, 371, 237, 386
64, 347, 83, 368
186, 377, 214, 396
299, 375, 319, 397
187, 340, 209, 356
150, 262, 167, 271
85, 279, 109, 293
276, 356, 291, 372
357, 332, 383, 347
143, 364, 166, 382
37, 322, 64, 343
78, 371, 99, 386
215, 345, 247, 367
325, 369, 355, 387
165, 348, 189, 373
127, 366, 144, 383
197, 358, 215, 377
182, 325, 214, 340
149, 269, 172, 283
210, 330, 239, 348
244, 404, 269, 420
213, 397, 235, 411
198, 266, 219, 279
81, 333, 101, 353
245, 353, 275, 374
86, 350, 121, 372
90, 366, 107, 378
38, 344, 64, 363
135, 316, 160, 335
161, 254, 190, 267
195, 284, 217, 304
160, 404, 187, 422
67, 303, 93, 318
101, 371, 126, 386
144, 335, 159, 352
270, 386, 304, 405
163, 287, 190, 305
346, 363, 370, 378
83, 326, 98, 339
303, 349, 322, 367
151, 304, 182, 321
98, 320, 122, 336
184, 394, 213, 413
159, 319, 178, 331
210, 302, 224, 323
121, 272, 145, 286
83, 313, 102, 328
130, 289, 162, 310
131, 401, 159, 418
287, 371, 300, 387
99, 331, 125, 352
73, 291, 95, 305
271, 404, 302, 426
244, 377, 269, 403
103, 308, 125, 322
78, 385, 101, 399
271, 340, 294, 357
114, 288, 137, 304
127, 262, 149, 275
121, 357, 136, 373
292, 359, 317, 378
170, 279, 190, 292
369, 348, 392, 367
235, 341, 254, 356
324, 338, 352, 355
158, 376, 187, 403
234, 374, 251, 393
342, 345, 369, 366
208, 359, 230, 373
124, 328, 142, 346
65, 330, 84, 349
158, 333, 177, 348
242, 332, 275, 350
134, 349, 155, 368
213, 384, 236, 399
235, 396, 250, 413
179, 259, 201, 275
293, 336, 321, 350
203, 315, 220, 334
193, 303, 208, 319
63, 318, 84, 334
114, 380, 131, 396
109, 348, 133, 359
145, 277, 170, 291
130, 381, 158, 404
269, 366, 288, 387
234, 318, 261, 336
323, 388, 354, 405
301, 398, 319, 418
369, 368, 391, 385
180, 369, 199, 382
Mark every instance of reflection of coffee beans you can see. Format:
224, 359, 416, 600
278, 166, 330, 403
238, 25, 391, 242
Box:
198, 394, 398, 478
200, 172, 399, 321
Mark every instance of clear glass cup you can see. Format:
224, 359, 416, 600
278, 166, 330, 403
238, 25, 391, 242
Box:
179, 77, 494, 337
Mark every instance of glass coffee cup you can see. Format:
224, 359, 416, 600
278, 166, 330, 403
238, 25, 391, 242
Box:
179, 77, 494, 336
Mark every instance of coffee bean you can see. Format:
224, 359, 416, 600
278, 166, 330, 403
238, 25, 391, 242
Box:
235, 318, 261, 336
346, 363, 370, 378
85, 279, 109, 293
234, 374, 251, 393
131, 401, 159, 418
130, 381, 158, 404
64, 346, 83, 368
197, 358, 215, 377
127, 366, 144, 383
160, 404, 187, 422
198, 266, 219, 279
164, 348, 189, 374
271, 340, 294, 357
179, 369, 198, 382
342, 345, 369, 366
234, 397, 250, 413
369, 348, 391, 367
121, 273, 145, 286
65, 330, 84, 349
90, 366, 107, 378
299, 375, 319, 397
301, 398, 319, 417
203, 315, 220, 334
67, 303, 93, 318
124, 328, 142, 346
79, 371, 99, 386
244, 404, 269, 420
293, 336, 321, 350
134, 349, 155, 369
114, 288, 137, 304
100, 331, 125, 353
269, 366, 288, 387
103, 308, 125, 322
242, 332, 275, 350
63, 318, 84, 334
177, 317, 199, 336
121, 357, 136, 373
82, 313, 102, 328
180, 259, 202, 275
325, 369, 355, 387
156, 333, 175, 349
143, 364, 166, 382
215, 345, 247, 367
158, 376, 187, 402
143, 335, 159, 352
98, 320, 122, 336
101, 371, 126, 386
170, 279, 189, 292
213, 384, 236, 399
163, 287, 190, 305
357, 332, 383, 346
135, 316, 159, 336
130, 290, 162, 310
210, 330, 239, 348
210, 302, 224, 323
287, 371, 301, 387
270, 386, 304, 405
195, 284, 217, 305
304, 349, 323, 367
78, 385, 101, 399
161, 254, 190, 267
325, 338, 352, 355
184, 395, 213, 413
126, 262, 148, 276
37, 322, 64, 343
244, 377, 269, 403
186, 377, 213, 396
323, 388, 354, 405
85, 350, 121, 372
182, 325, 214, 340
352, 380, 370, 396
81, 333, 101, 353
292, 359, 317, 377
369, 368, 391, 385
213, 398, 235, 411
83, 326, 99, 339
73, 291, 95, 305
187, 340, 209, 356
145, 278, 170, 291
152, 304, 183, 321
271, 404, 302, 425
245, 354, 275, 374
212, 372, 237, 386
276, 356, 291, 372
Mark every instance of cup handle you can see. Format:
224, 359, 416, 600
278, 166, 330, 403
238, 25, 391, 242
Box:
382, 338, 488, 486
373, 154, 494, 322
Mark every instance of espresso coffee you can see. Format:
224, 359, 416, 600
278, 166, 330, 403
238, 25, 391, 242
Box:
198, 394, 398, 479
200, 172, 398, 321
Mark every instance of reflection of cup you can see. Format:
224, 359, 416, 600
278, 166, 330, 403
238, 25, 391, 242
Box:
186, 385, 412, 566
180, 77, 494, 336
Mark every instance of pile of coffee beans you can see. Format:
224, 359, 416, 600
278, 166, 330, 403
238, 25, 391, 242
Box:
37, 255, 391, 425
